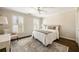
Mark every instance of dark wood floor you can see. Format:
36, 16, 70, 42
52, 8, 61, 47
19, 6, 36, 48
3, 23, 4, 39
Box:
54, 38, 79, 52
0, 36, 79, 52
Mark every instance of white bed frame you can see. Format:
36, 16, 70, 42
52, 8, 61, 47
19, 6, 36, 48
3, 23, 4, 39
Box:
47, 25, 59, 39
32, 25, 60, 46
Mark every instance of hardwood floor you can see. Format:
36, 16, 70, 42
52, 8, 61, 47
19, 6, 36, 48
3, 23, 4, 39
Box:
0, 36, 79, 52
54, 38, 79, 52
0, 48, 6, 52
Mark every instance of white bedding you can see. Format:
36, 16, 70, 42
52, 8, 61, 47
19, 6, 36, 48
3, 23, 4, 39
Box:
32, 29, 59, 46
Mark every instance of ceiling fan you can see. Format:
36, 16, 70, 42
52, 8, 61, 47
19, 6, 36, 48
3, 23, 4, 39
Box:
36, 7, 46, 14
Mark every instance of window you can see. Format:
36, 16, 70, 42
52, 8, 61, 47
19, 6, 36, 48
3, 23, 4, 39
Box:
33, 18, 39, 30
18, 16, 24, 33
33, 18, 43, 30
12, 16, 24, 33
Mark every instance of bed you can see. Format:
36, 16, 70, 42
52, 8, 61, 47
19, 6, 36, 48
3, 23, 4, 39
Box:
32, 25, 59, 46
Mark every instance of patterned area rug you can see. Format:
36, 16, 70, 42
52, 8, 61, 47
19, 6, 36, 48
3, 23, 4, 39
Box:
11, 37, 69, 52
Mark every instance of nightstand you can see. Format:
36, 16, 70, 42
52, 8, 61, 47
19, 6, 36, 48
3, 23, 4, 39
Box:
0, 34, 11, 52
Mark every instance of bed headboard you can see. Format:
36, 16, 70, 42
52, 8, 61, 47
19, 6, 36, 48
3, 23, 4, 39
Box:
42, 24, 59, 30
42, 24, 60, 39
48, 25, 59, 30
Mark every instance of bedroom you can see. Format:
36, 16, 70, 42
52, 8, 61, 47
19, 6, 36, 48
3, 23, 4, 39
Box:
0, 7, 79, 52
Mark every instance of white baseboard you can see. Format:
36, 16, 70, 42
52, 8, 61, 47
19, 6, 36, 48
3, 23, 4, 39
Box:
60, 36, 76, 41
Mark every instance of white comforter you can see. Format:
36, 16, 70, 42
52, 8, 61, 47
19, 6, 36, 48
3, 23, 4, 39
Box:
32, 29, 58, 46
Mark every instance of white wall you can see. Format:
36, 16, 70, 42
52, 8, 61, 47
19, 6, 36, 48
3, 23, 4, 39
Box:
43, 9, 76, 41
0, 8, 34, 36
0, 8, 76, 40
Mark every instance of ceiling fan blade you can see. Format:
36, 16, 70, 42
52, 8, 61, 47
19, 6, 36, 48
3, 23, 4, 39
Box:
37, 7, 47, 14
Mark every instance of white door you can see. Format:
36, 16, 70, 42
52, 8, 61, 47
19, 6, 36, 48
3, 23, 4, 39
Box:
76, 30, 79, 46
78, 32, 79, 45
76, 8, 79, 46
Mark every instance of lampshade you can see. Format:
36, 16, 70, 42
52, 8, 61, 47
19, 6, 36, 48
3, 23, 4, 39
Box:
0, 16, 8, 24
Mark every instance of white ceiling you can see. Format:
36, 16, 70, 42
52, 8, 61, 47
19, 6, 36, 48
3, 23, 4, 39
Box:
4, 7, 75, 17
